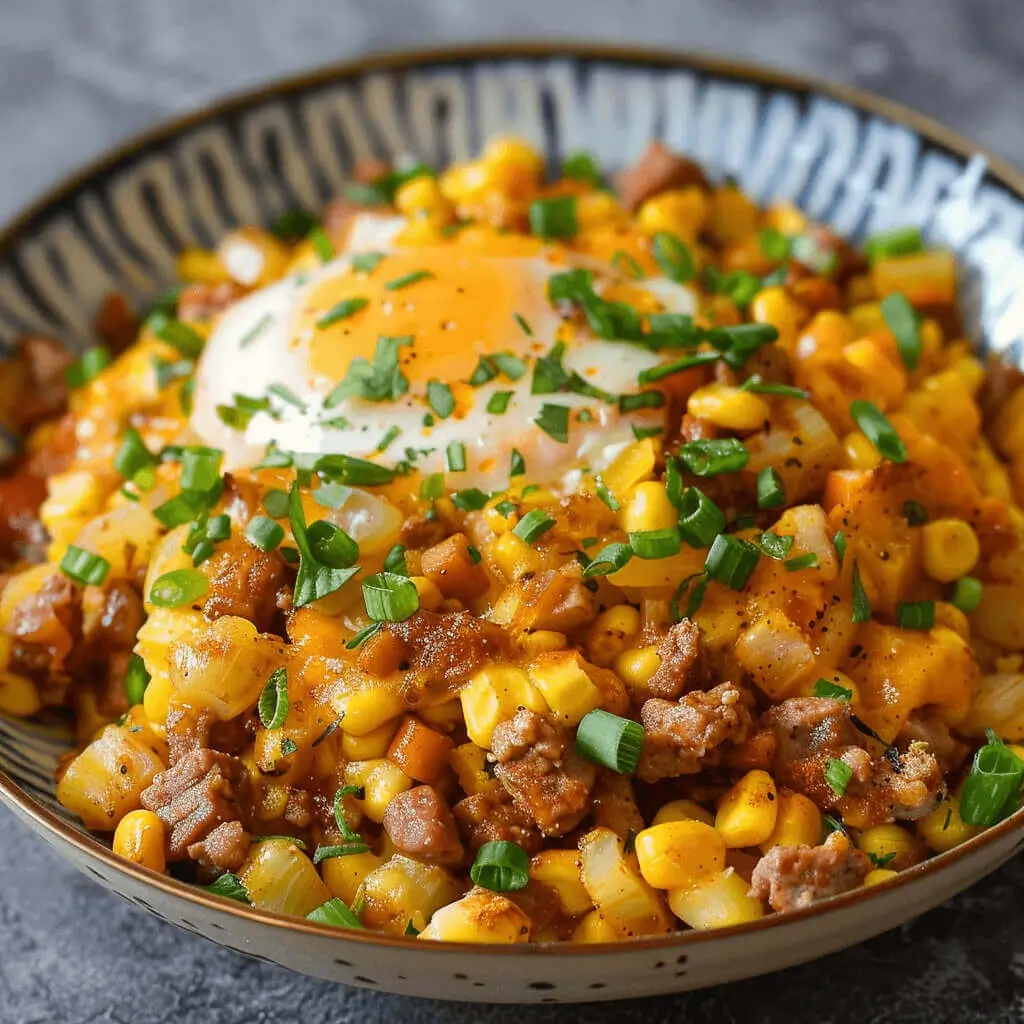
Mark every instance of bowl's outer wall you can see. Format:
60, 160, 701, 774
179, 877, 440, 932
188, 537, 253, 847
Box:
1, 47, 1023, 1003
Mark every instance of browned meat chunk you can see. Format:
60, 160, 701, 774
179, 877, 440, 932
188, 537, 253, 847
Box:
980, 357, 1024, 430
82, 581, 145, 656
399, 511, 447, 549
749, 832, 870, 912
5, 572, 80, 701
201, 540, 287, 631
647, 619, 706, 699
615, 140, 710, 212
164, 704, 255, 765
452, 792, 543, 854
141, 748, 250, 867
421, 533, 489, 601
16, 335, 74, 428
94, 292, 138, 353
382, 785, 464, 865
0, 470, 49, 563
379, 609, 509, 696
176, 281, 243, 322
765, 697, 945, 828
491, 708, 596, 837
592, 770, 644, 840
898, 713, 969, 773
637, 683, 754, 783
187, 819, 250, 873
512, 566, 596, 633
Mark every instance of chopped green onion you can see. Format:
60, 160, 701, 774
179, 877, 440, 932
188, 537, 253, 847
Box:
705, 534, 761, 590
469, 356, 498, 387
896, 600, 935, 630
740, 376, 809, 400
790, 234, 837, 275
147, 312, 206, 358
959, 733, 1024, 826
619, 391, 666, 413
784, 553, 819, 572
678, 438, 749, 477
562, 150, 604, 188
759, 532, 794, 560
180, 446, 223, 494
638, 350, 720, 385
204, 873, 250, 903
451, 488, 489, 511
632, 425, 664, 440
469, 841, 530, 893
58, 545, 111, 587
630, 527, 682, 560
812, 678, 853, 701
756, 467, 786, 509
677, 488, 726, 548
246, 515, 284, 552
351, 251, 386, 274
345, 622, 382, 650
311, 482, 353, 510
581, 543, 633, 578
529, 195, 578, 239
863, 226, 924, 265
307, 897, 364, 928
314, 453, 398, 487
595, 480, 620, 511
513, 312, 533, 336
420, 473, 444, 501
258, 667, 290, 729
612, 250, 646, 279
850, 400, 907, 463
651, 232, 695, 283
533, 403, 570, 443
487, 391, 513, 414
382, 544, 408, 577
271, 208, 317, 240
385, 269, 434, 291
427, 380, 455, 419
263, 489, 289, 518
306, 226, 335, 262
951, 576, 983, 612
903, 500, 929, 526
362, 571, 419, 622
825, 757, 853, 797
149, 568, 209, 608
307, 521, 360, 569
490, 351, 528, 381
834, 531, 847, 563
671, 571, 709, 620
324, 334, 411, 405
446, 442, 467, 472
312, 842, 371, 865
851, 561, 872, 623
881, 292, 922, 371
575, 709, 644, 774
113, 428, 157, 481
509, 448, 526, 478
758, 227, 791, 262
316, 297, 368, 329
513, 509, 556, 544
289, 483, 361, 607
495, 500, 517, 518
123, 653, 151, 707
65, 346, 112, 388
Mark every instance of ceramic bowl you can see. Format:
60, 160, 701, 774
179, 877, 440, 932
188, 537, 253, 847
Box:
2, 44, 1023, 1005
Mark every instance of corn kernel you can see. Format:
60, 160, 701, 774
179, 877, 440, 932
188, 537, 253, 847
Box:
345, 759, 412, 823
417, 698, 463, 732
530, 849, 592, 916
715, 770, 778, 848
763, 202, 807, 236
112, 809, 167, 873
460, 666, 548, 748
395, 177, 453, 223
572, 910, 619, 943
843, 430, 883, 471
528, 650, 601, 726
856, 824, 923, 872
934, 601, 971, 642
142, 673, 174, 730
586, 605, 642, 667
410, 575, 444, 612
709, 187, 759, 245
0, 672, 41, 718
419, 890, 531, 943
668, 868, 765, 930
620, 481, 677, 535
921, 518, 980, 582
759, 791, 822, 852
482, 136, 543, 174
750, 286, 802, 351
448, 742, 499, 796
576, 191, 626, 229
488, 531, 543, 583
341, 718, 399, 760
634, 821, 727, 890
518, 630, 568, 656
636, 187, 708, 238
331, 681, 405, 736
613, 645, 662, 694
864, 868, 900, 887
321, 849, 383, 905
917, 794, 982, 853
601, 438, 657, 501
653, 799, 716, 827
687, 384, 770, 433
254, 782, 290, 821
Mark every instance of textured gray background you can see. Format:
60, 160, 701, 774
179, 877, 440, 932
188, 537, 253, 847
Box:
2, 1, 1024, 1021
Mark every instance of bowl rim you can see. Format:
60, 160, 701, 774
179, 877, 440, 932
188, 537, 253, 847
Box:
1, 40, 1021, 958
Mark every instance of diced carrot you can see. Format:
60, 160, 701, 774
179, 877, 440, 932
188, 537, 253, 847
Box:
356, 628, 406, 678
822, 470, 870, 513
386, 716, 457, 785
871, 251, 956, 306
421, 533, 488, 601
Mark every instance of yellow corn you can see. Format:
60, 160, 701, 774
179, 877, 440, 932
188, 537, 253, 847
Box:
600, 438, 657, 501
934, 601, 971, 642
917, 794, 982, 853
759, 791, 822, 852
254, 782, 289, 822
395, 177, 453, 222
409, 575, 444, 612
321, 849, 383, 905
586, 605, 642, 667
636, 187, 708, 238
360, 855, 463, 935
715, 770, 779, 848
417, 698, 463, 732
750, 286, 803, 351
652, 799, 716, 827
921, 518, 980, 582
460, 666, 548, 748
634, 821, 727, 890
687, 384, 770, 433
112, 809, 167, 873
842, 339, 906, 409
621, 480, 677, 534
763, 202, 807, 235
488, 531, 543, 582
576, 191, 627, 229
177, 246, 229, 283
518, 630, 568, 656
572, 910, 619, 943
709, 186, 759, 244
613, 645, 662, 694
331, 679, 405, 736
856, 824, 922, 872
865, 868, 900, 887
530, 850, 592, 916
842, 430, 883, 471
0, 672, 41, 718
344, 759, 412, 823
341, 718, 399, 760
668, 867, 765, 930
448, 742, 500, 796
528, 650, 601, 726
482, 136, 543, 174
438, 161, 489, 204
419, 890, 531, 943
